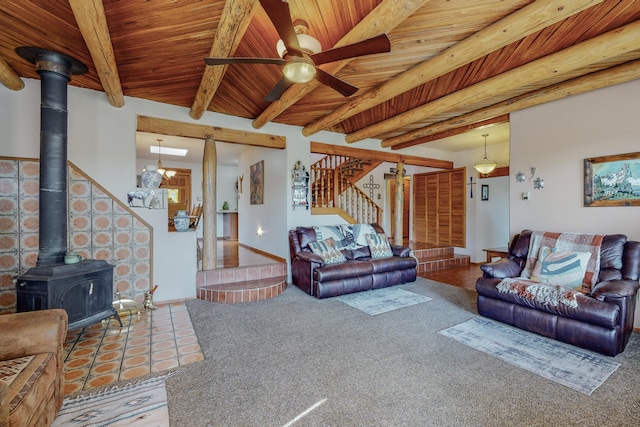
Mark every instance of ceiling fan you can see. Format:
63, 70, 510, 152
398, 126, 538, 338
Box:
204, 0, 391, 102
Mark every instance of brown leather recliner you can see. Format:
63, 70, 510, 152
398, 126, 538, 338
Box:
0, 309, 68, 427
476, 230, 640, 356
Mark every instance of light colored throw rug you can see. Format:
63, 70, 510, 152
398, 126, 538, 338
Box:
439, 317, 620, 395
336, 286, 432, 315
53, 374, 171, 426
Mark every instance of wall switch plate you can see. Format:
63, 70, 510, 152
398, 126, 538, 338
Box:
522, 192, 530, 200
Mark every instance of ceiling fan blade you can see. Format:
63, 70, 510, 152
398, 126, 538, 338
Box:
264, 77, 293, 102
311, 34, 391, 65
315, 69, 358, 97
205, 57, 284, 66
259, 0, 302, 57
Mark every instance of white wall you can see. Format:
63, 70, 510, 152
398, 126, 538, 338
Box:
510, 79, 640, 240
510, 78, 640, 328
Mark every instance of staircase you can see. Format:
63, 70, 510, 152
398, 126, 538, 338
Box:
311, 155, 382, 224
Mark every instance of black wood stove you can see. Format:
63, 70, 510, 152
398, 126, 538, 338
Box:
14, 47, 121, 330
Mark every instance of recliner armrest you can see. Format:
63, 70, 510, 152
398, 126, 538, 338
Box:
480, 258, 522, 279
0, 309, 68, 361
391, 245, 411, 257
295, 251, 325, 266
589, 279, 640, 300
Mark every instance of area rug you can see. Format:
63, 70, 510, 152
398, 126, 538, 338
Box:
336, 286, 432, 315
52, 374, 171, 426
438, 317, 620, 395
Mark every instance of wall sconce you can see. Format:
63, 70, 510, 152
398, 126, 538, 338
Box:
256, 227, 263, 238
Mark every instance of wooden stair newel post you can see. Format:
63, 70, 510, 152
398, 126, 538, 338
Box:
202, 136, 217, 270
394, 161, 404, 246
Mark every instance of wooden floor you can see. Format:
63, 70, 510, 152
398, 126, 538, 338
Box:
198, 239, 282, 270
420, 263, 483, 292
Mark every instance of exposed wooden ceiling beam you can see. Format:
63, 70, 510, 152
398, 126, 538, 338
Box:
0, 55, 24, 90
301, 0, 603, 137
69, 0, 124, 108
137, 115, 285, 149
389, 115, 510, 150
190, 0, 259, 120
351, 19, 640, 144
385, 59, 640, 149
311, 142, 452, 169
251, 0, 429, 129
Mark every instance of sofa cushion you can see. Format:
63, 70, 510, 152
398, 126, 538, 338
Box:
366, 232, 393, 258
308, 238, 347, 265
314, 260, 374, 282
366, 256, 417, 274
0, 353, 56, 424
530, 247, 591, 289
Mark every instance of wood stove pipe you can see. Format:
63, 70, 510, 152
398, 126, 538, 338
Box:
16, 47, 87, 266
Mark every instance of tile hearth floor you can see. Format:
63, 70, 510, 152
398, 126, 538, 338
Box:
63, 302, 204, 396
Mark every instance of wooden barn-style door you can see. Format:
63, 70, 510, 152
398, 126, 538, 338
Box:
413, 167, 466, 247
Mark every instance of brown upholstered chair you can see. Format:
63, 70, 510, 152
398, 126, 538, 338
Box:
0, 309, 68, 427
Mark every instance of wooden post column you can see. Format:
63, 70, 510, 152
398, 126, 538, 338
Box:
202, 136, 217, 270
393, 161, 404, 246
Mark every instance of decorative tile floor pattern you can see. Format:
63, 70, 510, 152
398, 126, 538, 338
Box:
62, 302, 203, 396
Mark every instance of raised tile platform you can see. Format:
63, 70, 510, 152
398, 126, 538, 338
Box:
411, 244, 470, 275
196, 262, 287, 304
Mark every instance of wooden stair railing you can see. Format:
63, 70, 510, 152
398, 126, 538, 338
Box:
311, 155, 382, 224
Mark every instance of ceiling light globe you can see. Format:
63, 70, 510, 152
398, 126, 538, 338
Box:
473, 158, 497, 175
283, 58, 316, 83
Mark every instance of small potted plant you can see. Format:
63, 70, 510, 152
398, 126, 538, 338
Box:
222, 201, 229, 210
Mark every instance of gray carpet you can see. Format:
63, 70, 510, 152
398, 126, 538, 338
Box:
166, 278, 640, 426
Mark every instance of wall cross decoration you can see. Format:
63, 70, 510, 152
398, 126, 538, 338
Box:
363, 175, 380, 198
467, 176, 476, 198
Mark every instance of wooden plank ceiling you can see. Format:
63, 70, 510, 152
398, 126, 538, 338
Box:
1, 0, 639, 151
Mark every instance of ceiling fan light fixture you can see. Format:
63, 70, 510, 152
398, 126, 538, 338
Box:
283, 57, 316, 83
276, 34, 322, 58
473, 134, 497, 175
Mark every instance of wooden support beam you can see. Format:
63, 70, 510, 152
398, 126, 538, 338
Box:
0, 55, 24, 90
202, 136, 217, 270
301, 0, 603, 137
251, 0, 429, 129
390, 116, 510, 150
137, 116, 285, 149
69, 0, 124, 108
355, 19, 640, 144
385, 58, 640, 149
311, 141, 452, 169
393, 162, 404, 246
190, 0, 259, 120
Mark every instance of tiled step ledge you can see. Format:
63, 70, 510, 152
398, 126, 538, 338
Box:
196, 262, 286, 288
411, 246, 454, 261
416, 254, 470, 274
197, 276, 287, 304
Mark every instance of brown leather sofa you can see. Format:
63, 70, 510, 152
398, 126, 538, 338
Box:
0, 309, 68, 427
476, 230, 640, 356
289, 223, 417, 299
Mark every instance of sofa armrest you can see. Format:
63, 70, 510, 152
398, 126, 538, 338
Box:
295, 251, 325, 266
390, 245, 411, 257
480, 258, 522, 279
589, 279, 640, 300
0, 309, 68, 361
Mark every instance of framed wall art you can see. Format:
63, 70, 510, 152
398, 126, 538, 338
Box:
584, 151, 640, 207
250, 160, 264, 205
481, 185, 489, 201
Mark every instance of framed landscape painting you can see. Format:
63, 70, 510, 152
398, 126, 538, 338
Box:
584, 151, 640, 207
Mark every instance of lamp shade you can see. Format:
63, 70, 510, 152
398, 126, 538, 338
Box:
473, 158, 497, 175
282, 57, 316, 83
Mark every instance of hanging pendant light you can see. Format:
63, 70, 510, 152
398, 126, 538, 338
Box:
473, 134, 497, 175
155, 139, 177, 179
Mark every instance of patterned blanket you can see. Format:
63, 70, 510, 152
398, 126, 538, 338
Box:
497, 279, 583, 308
521, 231, 604, 292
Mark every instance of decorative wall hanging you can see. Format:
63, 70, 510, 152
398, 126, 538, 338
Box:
250, 160, 264, 205
363, 175, 380, 199
467, 176, 476, 198
481, 185, 489, 201
291, 160, 309, 210
584, 151, 640, 207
